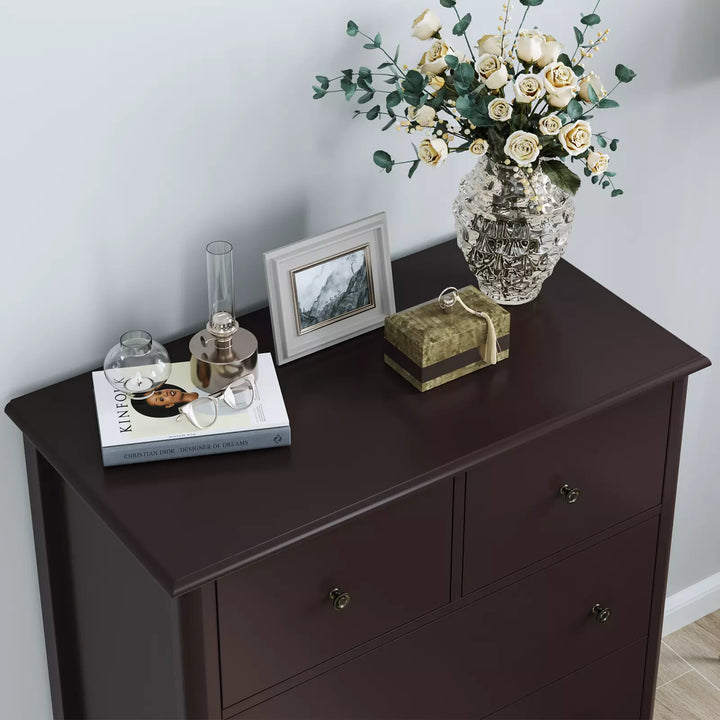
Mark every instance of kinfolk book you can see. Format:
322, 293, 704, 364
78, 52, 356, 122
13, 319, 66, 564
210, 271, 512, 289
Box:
92, 353, 290, 466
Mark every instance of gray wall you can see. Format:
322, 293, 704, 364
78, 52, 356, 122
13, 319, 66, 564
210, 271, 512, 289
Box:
1, 1, 717, 716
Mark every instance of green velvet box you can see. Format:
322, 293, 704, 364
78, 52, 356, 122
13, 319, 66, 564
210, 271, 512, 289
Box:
384, 286, 510, 392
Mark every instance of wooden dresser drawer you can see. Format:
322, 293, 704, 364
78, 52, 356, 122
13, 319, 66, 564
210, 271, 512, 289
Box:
234, 518, 658, 719
487, 638, 647, 719
217, 478, 453, 707
464, 386, 670, 594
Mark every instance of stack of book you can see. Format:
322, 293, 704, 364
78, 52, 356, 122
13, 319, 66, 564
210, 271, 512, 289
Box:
92, 353, 290, 466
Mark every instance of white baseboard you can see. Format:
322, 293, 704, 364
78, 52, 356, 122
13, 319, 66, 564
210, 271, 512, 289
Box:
663, 570, 720, 636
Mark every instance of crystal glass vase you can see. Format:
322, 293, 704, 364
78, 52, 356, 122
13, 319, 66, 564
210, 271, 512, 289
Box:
453, 157, 575, 305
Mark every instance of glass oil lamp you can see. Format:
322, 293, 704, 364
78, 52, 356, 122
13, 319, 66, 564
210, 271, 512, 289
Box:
189, 241, 258, 393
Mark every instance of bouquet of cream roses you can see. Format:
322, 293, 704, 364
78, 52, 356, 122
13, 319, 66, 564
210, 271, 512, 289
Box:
313, 0, 635, 197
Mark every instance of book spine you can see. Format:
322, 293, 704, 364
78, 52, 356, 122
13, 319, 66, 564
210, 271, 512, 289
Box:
102, 426, 291, 467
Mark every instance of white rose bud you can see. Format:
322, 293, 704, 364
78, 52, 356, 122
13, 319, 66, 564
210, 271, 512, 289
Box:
513, 73, 545, 103
558, 120, 593, 156
408, 105, 437, 127
477, 34, 505, 57
411, 9, 442, 41
538, 113, 562, 136
587, 151, 610, 175
537, 36, 563, 68
469, 138, 489, 156
476, 53, 509, 90
420, 40, 450, 77
418, 137, 449, 166
517, 30, 544, 64
579, 72, 607, 103
488, 98, 513, 122
428, 75, 446, 92
504, 131, 541, 167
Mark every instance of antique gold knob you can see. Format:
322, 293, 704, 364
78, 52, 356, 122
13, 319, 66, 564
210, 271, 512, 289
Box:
592, 604, 612, 623
559, 484, 581, 504
329, 588, 351, 611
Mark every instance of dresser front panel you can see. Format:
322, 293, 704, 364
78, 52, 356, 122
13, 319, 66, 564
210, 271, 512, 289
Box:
464, 386, 670, 594
488, 638, 647, 719
217, 478, 453, 707
233, 517, 659, 719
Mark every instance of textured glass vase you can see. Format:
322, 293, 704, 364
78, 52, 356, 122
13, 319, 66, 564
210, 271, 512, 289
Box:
453, 156, 575, 305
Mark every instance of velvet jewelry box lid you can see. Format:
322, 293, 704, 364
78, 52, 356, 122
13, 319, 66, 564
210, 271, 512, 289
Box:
384, 286, 510, 392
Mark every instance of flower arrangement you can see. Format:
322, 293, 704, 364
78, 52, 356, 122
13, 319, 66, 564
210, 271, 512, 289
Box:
313, 0, 635, 198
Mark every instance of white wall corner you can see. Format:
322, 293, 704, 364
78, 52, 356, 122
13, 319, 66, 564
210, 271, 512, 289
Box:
663, 571, 720, 637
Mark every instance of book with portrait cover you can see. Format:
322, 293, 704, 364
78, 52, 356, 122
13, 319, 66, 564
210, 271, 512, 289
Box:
92, 353, 290, 466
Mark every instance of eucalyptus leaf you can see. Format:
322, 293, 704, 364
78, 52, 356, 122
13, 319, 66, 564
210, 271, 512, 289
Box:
408, 159, 421, 178
558, 53, 573, 67
386, 91, 402, 109
596, 135, 607, 148
581, 13, 601, 26
587, 84, 599, 104
573, 27, 583, 45
543, 160, 582, 196
591, 175, 599, 184
366, 105, 381, 120
604, 171, 616, 177
357, 91, 374, 104
615, 64, 637, 83
312, 90, 326, 100
611, 189, 624, 197
382, 117, 396, 131
453, 13, 472, 36
440, 0, 456, 6
566, 98, 583, 120
315, 76, 330, 89
445, 54, 459, 70
363, 43, 376, 50
602, 181, 610, 189
572, 65, 584, 77
373, 150, 393, 168
346, 20, 359, 37
519, 0, 544, 5
374, 33, 382, 47
598, 98, 619, 109
340, 78, 357, 100
583, 167, 592, 177
610, 139, 619, 151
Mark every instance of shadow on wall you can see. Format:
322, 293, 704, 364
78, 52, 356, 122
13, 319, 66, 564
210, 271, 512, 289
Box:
179, 199, 309, 324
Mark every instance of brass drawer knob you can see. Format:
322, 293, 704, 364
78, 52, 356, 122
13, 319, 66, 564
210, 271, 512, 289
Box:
329, 588, 351, 611
559, 484, 581, 504
592, 604, 612, 623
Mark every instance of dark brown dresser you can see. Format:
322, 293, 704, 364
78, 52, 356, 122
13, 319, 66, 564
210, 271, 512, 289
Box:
6, 240, 709, 719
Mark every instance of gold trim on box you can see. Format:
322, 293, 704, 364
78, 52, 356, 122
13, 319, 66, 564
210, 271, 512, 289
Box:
290, 244, 376, 336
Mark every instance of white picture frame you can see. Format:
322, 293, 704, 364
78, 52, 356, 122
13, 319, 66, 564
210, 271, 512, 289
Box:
264, 213, 395, 365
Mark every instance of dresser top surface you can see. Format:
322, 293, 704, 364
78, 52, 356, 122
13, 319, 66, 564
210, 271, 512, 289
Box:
6, 240, 709, 595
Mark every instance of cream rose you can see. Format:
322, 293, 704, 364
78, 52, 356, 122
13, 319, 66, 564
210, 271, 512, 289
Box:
477, 34, 505, 57
504, 131, 541, 167
411, 9, 441, 41
537, 35, 563, 68
476, 53, 509, 90
513, 73, 545, 103
542, 61, 579, 108
420, 40, 450, 76
418, 137, 448, 166
579, 72, 607, 103
586, 151, 609, 175
517, 30, 544, 64
408, 105, 437, 127
469, 138, 489, 156
558, 120, 592, 156
488, 98, 513, 122
538, 113, 562, 136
